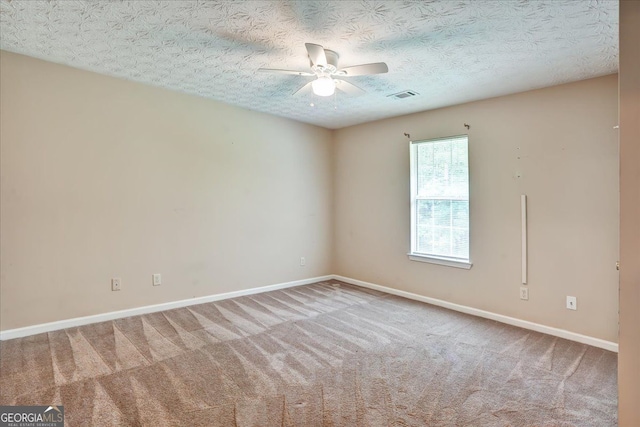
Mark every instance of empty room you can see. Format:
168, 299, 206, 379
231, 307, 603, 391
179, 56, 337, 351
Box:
1, 1, 638, 426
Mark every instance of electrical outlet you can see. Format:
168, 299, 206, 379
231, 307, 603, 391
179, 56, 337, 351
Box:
300, 257, 306, 266
152, 274, 161, 286
566, 296, 577, 310
520, 287, 529, 300
111, 278, 121, 291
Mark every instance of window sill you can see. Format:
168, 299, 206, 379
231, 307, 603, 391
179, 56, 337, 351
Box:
407, 253, 473, 270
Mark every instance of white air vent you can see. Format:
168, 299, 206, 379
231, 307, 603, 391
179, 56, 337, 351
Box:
388, 90, 419, 99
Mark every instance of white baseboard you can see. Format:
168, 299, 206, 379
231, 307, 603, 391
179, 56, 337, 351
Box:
0, 275, 333, 341
332, 275, 619, 353
0, 273, 619, 353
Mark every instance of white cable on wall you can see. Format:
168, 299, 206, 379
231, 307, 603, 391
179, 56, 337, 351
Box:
521, 194, 527, 284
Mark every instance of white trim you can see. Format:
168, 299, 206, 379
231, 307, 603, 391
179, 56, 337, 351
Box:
332, 275, 618, 353
408, 253, 473, 269
409, 139, 417, 253
411, 134, 469, 145
521, 194, 528, 284
409, 135, 471, 263
0, 275, 333, 341
1, 273, 619, 354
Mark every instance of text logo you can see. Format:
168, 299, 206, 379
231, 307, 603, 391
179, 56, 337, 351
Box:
0, 406, 64, 427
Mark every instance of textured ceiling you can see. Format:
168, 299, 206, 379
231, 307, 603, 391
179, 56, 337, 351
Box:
0, 0, 618, 129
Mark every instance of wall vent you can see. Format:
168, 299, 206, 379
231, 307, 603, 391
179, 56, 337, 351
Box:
388, 90, 419, 99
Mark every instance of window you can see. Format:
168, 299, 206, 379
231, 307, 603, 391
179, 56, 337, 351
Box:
409, 135, 471, 269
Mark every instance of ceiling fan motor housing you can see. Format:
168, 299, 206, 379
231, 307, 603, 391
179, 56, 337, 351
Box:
311, 49, 339, 74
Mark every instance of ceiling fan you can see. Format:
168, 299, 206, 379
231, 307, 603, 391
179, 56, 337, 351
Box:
258, 43, 389, 97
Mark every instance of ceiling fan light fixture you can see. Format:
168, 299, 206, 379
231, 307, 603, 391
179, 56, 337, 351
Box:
312, 76, 335, 96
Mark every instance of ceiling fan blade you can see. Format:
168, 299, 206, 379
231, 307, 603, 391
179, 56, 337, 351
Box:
258, 68, 314, 76
293, 81, 313, 96
305, 43, 327, 68
338, 62, 389, 76
335, 79, 366, 96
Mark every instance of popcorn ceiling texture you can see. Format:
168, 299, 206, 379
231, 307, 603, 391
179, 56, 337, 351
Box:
0, 0, 618, 129
0, 280, 617, 426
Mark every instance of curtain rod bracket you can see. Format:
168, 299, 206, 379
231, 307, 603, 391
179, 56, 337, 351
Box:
464, 123, 470, 130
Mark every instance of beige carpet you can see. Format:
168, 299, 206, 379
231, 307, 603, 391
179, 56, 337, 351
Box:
0, 280, 617, 426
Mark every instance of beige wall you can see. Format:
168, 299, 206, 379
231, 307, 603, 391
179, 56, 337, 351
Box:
0, 49, 621, 348
0, 51, 333, 330
618, 0, 640, 424
333, 75, 619, 342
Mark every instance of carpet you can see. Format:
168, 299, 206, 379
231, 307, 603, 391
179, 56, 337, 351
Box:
0, 280, 617, 426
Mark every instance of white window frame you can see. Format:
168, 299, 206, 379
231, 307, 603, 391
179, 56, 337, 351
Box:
408, 135, 472, 269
